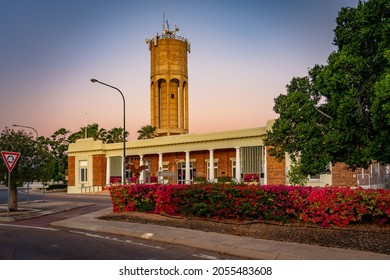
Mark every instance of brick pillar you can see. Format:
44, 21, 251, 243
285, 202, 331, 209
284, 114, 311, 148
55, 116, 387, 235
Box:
93, 154, 107, 187
68, 156, 75, 186
266, 147, 286, 185
331, 162, 358, 187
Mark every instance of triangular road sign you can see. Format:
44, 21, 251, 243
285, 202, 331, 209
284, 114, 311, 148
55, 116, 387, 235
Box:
1, 151, 21, 172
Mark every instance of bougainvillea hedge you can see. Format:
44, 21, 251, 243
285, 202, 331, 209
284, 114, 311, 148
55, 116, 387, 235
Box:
109, 184, 390, 227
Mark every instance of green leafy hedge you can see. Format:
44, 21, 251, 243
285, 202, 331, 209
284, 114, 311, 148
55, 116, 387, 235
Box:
109, 184, 390, 227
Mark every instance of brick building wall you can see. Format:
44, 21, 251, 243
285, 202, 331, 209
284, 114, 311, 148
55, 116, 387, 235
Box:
72, 149, 360, 188
93, 154, 106, 187
331, 162, 358, 187
195, 151, 208, 178
130, 149, 237, 180
186, 149, 236, 179
68, 156, 75, 186
266, 147, 286, 185
216, 149, 236, 178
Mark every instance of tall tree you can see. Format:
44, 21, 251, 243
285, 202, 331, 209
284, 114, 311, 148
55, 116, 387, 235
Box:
265, 0, 390, 175
105, 127, 126, 143
47, 128, 71, 181
137, 125, 158, 140
0, 128, 52, 210
68, 123, 127, 144
69, 123, 107, 142
370, 50, 390, 163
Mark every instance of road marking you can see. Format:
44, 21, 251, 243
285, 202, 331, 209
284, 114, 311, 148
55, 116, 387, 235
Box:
141, 232, 154, 239
69, 230, 166, 250
191, 253, 220, 260
0, 224, 59, 231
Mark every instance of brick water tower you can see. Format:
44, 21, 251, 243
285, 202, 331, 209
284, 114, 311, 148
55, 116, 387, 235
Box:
146, 17, 190, 136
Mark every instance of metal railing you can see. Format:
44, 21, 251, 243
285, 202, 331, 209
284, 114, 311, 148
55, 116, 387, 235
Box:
357, 173, 390, 189
80, 184, 103, 193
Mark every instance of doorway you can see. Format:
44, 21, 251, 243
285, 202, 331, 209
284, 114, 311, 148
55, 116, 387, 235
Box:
177, 162, 196, 184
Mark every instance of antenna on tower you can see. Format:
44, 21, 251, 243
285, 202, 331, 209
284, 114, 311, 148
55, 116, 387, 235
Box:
162, 12, 166, 32
166, 19, 170, 30
160, 13, 181, 39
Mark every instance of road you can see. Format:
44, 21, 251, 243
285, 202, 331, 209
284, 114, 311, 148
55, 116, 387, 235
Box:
0, 187, 43, 204
0, 188, 241, 260
0, 224, 234, 260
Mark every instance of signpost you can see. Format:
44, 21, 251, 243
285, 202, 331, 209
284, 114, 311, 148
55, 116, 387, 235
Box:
1, 151, 21, 216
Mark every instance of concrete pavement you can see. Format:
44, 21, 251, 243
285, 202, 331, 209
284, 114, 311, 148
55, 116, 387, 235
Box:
0, 200, 93, 222
1, 199, 389, 260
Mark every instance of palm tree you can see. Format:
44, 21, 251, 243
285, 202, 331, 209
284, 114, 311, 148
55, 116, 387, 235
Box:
68, 124, 128, 144
106, 127, 127, 143
86, 123, 107, 141
137, 125, 158, 140
68, 123, 106, 142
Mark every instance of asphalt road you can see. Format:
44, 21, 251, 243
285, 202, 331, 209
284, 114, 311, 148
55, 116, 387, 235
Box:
0, 187, 43, 204
0, 223, 236, 260
0, 189, 242, 260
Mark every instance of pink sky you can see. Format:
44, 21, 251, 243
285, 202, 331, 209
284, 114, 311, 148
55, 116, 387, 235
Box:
0, 0, 358, 140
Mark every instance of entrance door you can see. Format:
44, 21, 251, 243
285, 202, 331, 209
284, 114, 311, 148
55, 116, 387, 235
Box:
177, 162, 196, 184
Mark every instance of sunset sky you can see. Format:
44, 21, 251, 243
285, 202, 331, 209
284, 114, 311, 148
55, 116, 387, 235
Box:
0, 0, 359, 140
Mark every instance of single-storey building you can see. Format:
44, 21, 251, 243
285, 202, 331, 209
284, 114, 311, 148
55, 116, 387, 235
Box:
67, 120, 364, 193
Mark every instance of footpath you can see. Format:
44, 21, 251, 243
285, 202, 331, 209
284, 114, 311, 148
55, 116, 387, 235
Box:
1, 198, 389, 260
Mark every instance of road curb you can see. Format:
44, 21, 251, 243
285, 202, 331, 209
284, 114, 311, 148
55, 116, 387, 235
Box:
50, 207, 390, 260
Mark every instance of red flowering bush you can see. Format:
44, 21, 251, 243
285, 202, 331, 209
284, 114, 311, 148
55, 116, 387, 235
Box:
109, 184, 390, 227
243, 174, 259, 182
301, 187, 390, 227
150, 176, 158, 183
110, 176, 121, 184
110, 184, 157, 212
129, 177, 137, 183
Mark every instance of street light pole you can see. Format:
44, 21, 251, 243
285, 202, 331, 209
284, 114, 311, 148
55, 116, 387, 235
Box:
12, 124, 38, 138
90, 78, 127, 185
12, 124, 39, 202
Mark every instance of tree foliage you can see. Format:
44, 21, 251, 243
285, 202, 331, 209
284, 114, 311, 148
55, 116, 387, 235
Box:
137, 125, 158, 140
287, 161, 309, 186
46, 128, 71, 181
68, 123, 128, 144
0, 128, 53, 210
265, 0, 390, 175
0, 121, 134, 210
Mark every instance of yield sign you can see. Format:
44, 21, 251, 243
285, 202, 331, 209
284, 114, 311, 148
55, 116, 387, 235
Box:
1, 151, 21, 172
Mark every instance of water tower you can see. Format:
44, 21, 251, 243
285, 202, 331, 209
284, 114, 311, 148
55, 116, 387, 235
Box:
146, 17, 191, 136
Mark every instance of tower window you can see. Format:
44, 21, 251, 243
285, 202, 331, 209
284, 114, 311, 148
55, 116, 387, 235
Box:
171, 93, 175, 99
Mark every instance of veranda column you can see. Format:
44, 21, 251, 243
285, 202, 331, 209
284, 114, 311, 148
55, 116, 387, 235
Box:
139, 155, 144, 183
209, 149, 215, 182
106, 156, 111, 185
158, 153, 163, 183
264, 147, 267, 185
185, 151, 191, 184
235, 147, 241, 182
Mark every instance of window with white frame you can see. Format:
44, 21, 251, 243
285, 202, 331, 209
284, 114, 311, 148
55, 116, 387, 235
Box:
241, 146, 265, 178
144, 161, 150, 177
162, 162, 169, 171
80, 160, 88, 183
308, 164, 330, 181
308, 174, 320, 180
232, 160, 236, 178
207, 160, 218, 180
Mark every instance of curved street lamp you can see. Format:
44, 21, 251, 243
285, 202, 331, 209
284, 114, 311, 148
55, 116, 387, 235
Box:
90, 78, 126, 184
12, 124, 38, 138
12, 124, 39, 202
